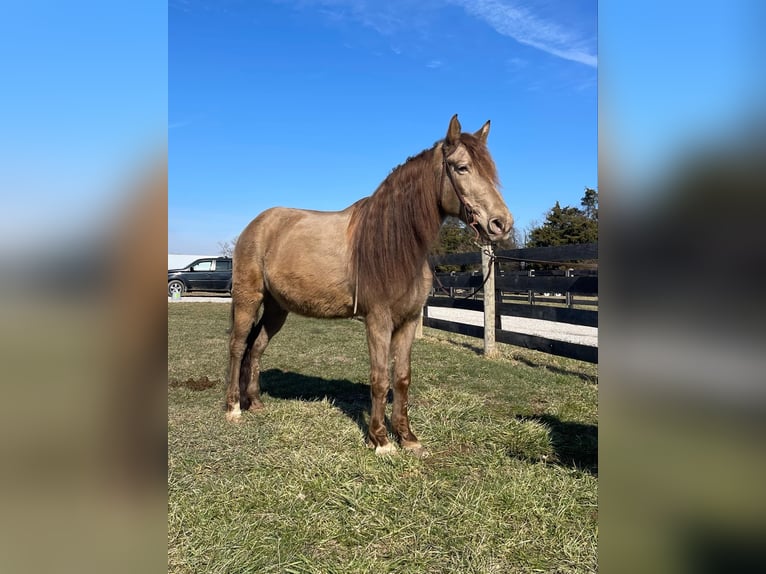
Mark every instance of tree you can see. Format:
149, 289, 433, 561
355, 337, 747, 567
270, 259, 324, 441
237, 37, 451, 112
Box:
433, 217, 476, 255
430, 218, 477, 271
432, 217, 519, 254
527, 188, 598, 247
580, 187, 598, 221
431, 217, 519, 272
218, 235, 239, 257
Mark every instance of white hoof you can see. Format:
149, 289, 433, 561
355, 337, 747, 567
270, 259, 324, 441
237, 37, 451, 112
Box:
225, 407, 242, 423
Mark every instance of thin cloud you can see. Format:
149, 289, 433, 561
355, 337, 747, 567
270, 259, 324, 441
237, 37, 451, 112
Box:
426, 59, 443, 69
279, 0, 595, 67
291, 0, 405, 36
448, 0, 597, 67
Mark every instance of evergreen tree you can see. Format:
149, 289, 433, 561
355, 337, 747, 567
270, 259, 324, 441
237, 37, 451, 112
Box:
527, 189, 598, 247
431, 217, 518, 272
433, 217, 477, 256
581, 187, 598, 221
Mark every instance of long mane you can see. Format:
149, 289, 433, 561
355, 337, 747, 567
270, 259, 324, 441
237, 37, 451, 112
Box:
349, 145, 442, 307
349, 133, 497, 309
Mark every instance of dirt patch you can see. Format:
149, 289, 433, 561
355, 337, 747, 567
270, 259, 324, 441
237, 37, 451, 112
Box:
169, 375, 220, 391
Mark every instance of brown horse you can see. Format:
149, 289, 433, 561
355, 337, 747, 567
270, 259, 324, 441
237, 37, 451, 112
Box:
225, 115, 513, 456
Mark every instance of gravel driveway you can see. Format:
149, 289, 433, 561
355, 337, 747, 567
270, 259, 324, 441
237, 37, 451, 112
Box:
426, 306, 598, 348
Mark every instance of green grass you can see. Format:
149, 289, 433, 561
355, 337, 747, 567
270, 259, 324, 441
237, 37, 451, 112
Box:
169, 303, 597, 573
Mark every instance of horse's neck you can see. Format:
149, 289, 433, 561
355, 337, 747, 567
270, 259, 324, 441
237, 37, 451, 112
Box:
350, 148, 444, 306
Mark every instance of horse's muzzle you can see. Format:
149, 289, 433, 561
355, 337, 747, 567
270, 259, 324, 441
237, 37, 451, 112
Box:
484, 214, 513, 241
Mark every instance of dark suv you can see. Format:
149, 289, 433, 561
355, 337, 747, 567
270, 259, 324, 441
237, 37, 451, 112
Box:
168, 257, 232, 298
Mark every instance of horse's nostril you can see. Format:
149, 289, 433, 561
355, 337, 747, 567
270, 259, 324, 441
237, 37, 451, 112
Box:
489, 218, 504, 235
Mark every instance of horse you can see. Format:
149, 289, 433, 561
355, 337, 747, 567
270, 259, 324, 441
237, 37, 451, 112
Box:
225, 114, 513, 457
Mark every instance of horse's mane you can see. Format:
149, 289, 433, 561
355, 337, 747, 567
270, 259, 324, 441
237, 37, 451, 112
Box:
349, 145, 440, 307
349, 133, 496, 308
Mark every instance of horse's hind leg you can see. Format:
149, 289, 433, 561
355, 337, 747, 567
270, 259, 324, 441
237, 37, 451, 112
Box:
225, 296, 262, 422
242, 296, 288, 411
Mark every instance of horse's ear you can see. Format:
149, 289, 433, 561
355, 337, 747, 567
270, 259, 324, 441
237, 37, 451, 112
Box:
446, 114, 462, 147
474, 120, 490, 143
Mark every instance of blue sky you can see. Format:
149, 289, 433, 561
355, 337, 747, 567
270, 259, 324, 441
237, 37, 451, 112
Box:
2, 1, 759, 260
169, 0, 597, 253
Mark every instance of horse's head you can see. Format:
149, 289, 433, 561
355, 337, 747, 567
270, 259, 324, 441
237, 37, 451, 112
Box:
440, 114, 513, 242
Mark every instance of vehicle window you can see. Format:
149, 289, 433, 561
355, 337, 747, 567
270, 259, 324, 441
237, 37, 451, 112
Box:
191, 261, 213, 271
216, 260, 232, 271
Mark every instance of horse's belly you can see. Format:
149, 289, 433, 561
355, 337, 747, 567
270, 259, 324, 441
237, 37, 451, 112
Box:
256, 208, 356, 318
265, 270, 354, 319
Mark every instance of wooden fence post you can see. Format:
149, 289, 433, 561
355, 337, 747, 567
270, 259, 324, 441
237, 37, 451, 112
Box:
527, 268, 535, 305
482, 243, 497, 357
415, 306, 424, 339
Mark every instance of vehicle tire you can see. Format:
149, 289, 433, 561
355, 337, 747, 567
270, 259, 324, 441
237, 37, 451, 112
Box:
168, 280, 185, 298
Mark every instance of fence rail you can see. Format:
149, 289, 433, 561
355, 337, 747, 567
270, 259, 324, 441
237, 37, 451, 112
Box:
424, 243, 598, 363
432, 242, 598, 267
426, 296, 598, 328
435, 273, 597, 294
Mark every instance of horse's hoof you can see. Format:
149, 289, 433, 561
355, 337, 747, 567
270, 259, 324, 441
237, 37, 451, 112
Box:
402, 442, 430, 459
247, 401, 264, 412
374, 443, 397, 456
225, 408, 242, 423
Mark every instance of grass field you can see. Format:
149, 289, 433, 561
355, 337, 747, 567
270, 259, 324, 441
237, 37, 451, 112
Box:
168, 302, 598, 573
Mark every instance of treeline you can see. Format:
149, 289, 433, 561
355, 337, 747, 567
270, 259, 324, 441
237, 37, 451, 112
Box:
526, 187, 597, 247
431, 187, 598, 272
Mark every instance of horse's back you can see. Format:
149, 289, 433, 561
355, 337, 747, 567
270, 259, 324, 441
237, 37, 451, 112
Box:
234, 206, 356, 318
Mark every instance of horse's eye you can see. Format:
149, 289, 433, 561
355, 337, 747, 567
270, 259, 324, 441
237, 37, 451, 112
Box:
455, 165, 469, 174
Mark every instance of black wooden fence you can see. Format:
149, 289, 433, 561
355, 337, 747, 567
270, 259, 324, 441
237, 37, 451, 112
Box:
424, 243, 598, 363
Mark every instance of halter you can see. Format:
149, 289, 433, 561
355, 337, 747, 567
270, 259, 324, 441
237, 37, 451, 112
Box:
436, 143, 495, 301
441, 144, 481, 240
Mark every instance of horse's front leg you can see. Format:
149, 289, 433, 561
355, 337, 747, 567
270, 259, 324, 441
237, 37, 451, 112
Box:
391, 318, 429, 458
365, 312, 395, 455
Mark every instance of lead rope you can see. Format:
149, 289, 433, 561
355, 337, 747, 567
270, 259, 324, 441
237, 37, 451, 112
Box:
431, 244, 496, 301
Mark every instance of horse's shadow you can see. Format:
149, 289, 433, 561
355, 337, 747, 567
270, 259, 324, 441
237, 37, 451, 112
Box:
259, 368, 385, 437
258, 369, 597, 474
515, 414, 598, 475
